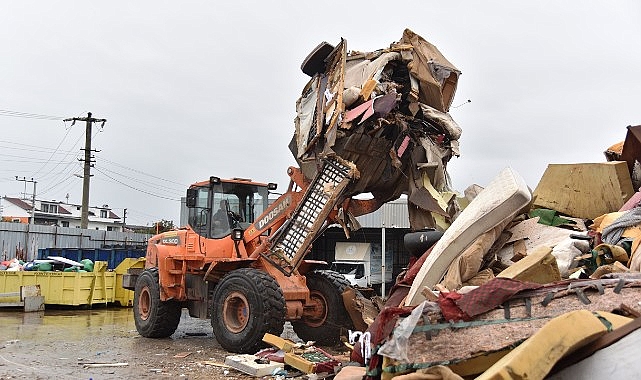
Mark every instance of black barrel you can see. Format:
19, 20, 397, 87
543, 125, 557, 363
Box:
404, 229, 444, 257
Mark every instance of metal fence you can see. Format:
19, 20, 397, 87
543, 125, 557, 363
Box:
0, 222, 150, 262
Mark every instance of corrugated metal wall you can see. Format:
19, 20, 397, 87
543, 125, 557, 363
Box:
355, 198, 409, 228
0, 222, 150, 261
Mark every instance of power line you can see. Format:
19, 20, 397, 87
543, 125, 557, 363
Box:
0, 109, 64, 120
31, 120, 76, 177
38, 161, 83, 195
33, 127, 86, 184
0, 140, 79, 155
97, 156, 189, 188
96, 165, 184, 196
94, 167, 181, 201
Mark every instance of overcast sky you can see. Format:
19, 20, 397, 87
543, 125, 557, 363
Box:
1, 1, 639, 226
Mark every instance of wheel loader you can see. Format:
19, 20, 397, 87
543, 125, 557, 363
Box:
123, 157, 364, 353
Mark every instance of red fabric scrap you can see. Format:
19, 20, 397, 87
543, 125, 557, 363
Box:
455, 277, 542, 317
438, 291, 471, 321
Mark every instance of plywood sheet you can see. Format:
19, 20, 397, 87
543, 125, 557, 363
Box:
497, 246, 561, 284
532, 162, 634, 219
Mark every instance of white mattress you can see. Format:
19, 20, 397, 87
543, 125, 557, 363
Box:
405, 167, 532, 306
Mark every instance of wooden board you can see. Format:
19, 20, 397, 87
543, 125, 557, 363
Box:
497, 246, 561, 284
532, 162, 634, 219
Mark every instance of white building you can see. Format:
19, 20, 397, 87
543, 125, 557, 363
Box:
1, 196, 124, 231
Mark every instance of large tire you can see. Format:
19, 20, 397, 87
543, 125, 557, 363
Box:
133, 268, 182, 338
292, 270, 354, 345
211, 268, 286, 353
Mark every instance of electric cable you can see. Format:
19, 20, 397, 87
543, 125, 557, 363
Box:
0, 108, 64, 120
93, 166, 181, 201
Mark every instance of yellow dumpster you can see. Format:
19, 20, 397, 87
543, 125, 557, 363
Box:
0, 261, 115, 307
114, 257, 145, 307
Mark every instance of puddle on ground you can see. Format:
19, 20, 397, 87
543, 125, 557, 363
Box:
0, 307, 136, 342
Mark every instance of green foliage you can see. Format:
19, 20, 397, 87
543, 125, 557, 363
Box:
153, 219, 175, 234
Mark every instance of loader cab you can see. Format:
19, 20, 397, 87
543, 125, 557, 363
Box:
186, 177, 275, 239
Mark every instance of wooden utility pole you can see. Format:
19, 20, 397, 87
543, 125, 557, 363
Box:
15, 177, 37, 224
64, 112, 106, 229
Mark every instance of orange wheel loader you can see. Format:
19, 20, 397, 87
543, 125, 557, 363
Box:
123, 157, 362, 353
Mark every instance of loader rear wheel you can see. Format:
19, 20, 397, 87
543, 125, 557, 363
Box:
211, 268, 286, 353
133, 268, 182, 338
292, 270, 354, 345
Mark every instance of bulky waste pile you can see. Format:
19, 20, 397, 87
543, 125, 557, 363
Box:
290, 29, 641, 379
291, 28, 462, 232
1, 257, 96, 272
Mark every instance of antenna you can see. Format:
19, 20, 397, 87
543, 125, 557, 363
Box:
452, 99, 471, 109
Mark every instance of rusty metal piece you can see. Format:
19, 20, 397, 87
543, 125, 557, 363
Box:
525, 297, 532, 317
574, 288, 591, 305
541, 292, 555, 307
503, 301, 511, 319
614, 278, 626, 294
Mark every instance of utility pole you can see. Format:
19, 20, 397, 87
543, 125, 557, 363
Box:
64, 112, 106, 229
15, 177, 37, 224
122, 208, 127, 231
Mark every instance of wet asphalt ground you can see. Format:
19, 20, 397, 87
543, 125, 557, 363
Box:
0, 307, 344, 380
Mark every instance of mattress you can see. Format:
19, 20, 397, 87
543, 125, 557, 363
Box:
405, 167, 532, 306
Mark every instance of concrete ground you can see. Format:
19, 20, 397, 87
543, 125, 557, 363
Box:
0, 307, 350, 380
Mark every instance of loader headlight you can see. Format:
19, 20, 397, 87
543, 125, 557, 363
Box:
231, 228, 244, 241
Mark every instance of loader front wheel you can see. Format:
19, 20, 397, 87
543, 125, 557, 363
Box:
292, 270, 353, 345
133, 268, 182, 338
211, 268, 286, 353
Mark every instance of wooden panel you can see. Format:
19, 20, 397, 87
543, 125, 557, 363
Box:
532, 162, 634, 219
497, 246, 561, 284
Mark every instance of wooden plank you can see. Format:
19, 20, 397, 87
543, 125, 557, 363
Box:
548, 317, 641, 379
497, 246, 562, 284
359, 79, 377, 100
532, 162, 634, 219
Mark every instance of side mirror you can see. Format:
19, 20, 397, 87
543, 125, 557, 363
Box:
186, 188, 197, 208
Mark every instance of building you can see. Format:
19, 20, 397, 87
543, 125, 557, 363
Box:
0, 197, 124, 231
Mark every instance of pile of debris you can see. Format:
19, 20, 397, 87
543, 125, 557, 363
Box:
291, 28, 462, 232
224, 30, 641, 379
287, 29, 641, 379
1, 257, 96, 272
345, 155, 641, 379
